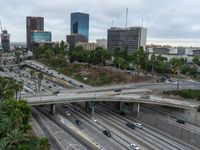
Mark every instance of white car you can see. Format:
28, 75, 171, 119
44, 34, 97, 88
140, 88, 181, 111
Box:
134, 123, 142, 129
130, 144, 140, 150
65, 111, 71, 116
91, 117, 98, 122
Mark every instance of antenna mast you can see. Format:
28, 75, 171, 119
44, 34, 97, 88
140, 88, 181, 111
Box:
141, 18, 144, 27
125, 8, 128, 28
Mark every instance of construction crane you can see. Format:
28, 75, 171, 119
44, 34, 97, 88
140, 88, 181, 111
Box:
0, 20, 2, 33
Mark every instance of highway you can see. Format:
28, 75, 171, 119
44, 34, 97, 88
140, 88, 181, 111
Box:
98, 104, 198, 150
1, 60, 200, 150
60, 103, 150, 150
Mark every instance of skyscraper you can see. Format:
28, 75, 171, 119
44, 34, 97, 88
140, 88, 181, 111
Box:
70, 12, 89, 42
107, 27, 147, 54
26, 16, 44, 49
1, 30, 10, 52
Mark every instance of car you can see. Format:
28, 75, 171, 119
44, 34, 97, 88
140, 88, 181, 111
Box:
52, 91, 59, 95
140, 95, 150, 99
49, 86, 52, 88
176, 119, 185, 124
103, 130, 111, 137
126, 122, 136, 129
74, 107, 80, 111
130, 144, 140, 150
41, 89, 45, 91
46, 81, 49, 83
75, 120, 81, 125
119, 111, 126, 116
113, 89, 121, 92
79, 85, 84, 88
91, 117, 97, 122
61, 77, 65, 80
53, 84, 56, 87
63, 105, 68, 109
134, 123, 142, 129
65, 111, 71, 116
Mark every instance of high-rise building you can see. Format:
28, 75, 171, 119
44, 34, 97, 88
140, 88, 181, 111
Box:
107, 27, 147, 54
1, 30, 10, 52
70, 12, 89, 42
26, 16, 44, 49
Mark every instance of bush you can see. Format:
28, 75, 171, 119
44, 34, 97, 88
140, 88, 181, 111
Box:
197, 106, 200, 112
163, 89, 200, 100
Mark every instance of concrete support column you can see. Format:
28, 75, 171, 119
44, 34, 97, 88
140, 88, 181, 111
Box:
136, 103, 140, 118
120, 102, 123, 112
85, 102, 89, 111
50, 104, 56, 115
91, 107, 95, 115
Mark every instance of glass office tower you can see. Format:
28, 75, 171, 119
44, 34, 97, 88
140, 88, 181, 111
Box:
71, 12, 89, 42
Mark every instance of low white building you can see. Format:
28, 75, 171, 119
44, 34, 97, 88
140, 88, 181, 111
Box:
147, 47, 200, 62
96, 38, 107, 49
75, 42, 96, 50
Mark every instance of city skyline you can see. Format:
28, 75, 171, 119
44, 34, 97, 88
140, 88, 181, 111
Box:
1, 0, 200, 46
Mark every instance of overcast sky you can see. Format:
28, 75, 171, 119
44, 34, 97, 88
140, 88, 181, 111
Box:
1, 0, 200, 46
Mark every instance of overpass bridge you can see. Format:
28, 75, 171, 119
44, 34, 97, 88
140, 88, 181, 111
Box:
18, 60, 199, 114
25, 90, 197, 110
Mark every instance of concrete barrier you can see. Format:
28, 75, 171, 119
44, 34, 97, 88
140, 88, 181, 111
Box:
138, 111, 200, 149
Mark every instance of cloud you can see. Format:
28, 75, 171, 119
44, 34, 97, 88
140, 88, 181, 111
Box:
0, 0, 200, 46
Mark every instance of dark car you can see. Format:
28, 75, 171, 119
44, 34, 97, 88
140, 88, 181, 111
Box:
79, 85, 84, 88
120, 111, 126, 116
74, 107, 80, 111
103, 130, 111, 137
49, 86, 52, 88
75, 120, 81, 125
176, 119, 185, 124
114, 89, 121, 92
126, 122, 136, 129
52, 91, 59, 95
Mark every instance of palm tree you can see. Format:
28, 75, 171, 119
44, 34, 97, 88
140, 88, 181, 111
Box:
0, 101, 9, 116
30, 70, 35, 79
30, 70, 37, 92
6, 128, 29, 149
0, 137, 13, 150
37, 73, 43, 92
0, 117, 13, 136
18, 81, 23, 100
13, 82, 20, 100
38, 137, 51, 150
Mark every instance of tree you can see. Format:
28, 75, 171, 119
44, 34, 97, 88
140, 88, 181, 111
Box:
0, 117, 13, 137
18, 82, 23, 100
37, 73, 44, 92
6, 128, 29, 149
37, 137, 51, 150
130, 47, 149, 73
30, 70, 35, 79
30, 70, 37, 92
0, 138, 13, 150
192, 56, 200, 65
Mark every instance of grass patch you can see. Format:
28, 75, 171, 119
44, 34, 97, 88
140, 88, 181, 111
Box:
163, 89, 200, 100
